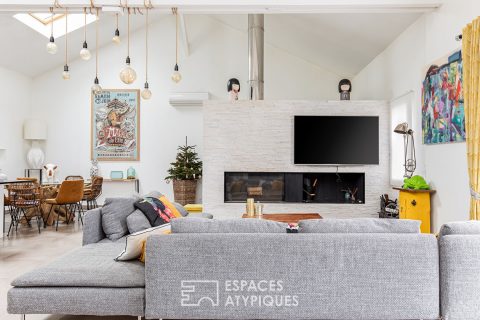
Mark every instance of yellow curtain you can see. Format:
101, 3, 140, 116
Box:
463, 18, 480, 219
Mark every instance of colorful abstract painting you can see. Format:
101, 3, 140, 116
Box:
422, 50, 465, 144
91, 89, 140, 161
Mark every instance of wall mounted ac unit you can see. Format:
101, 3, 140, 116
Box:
169, 92, 209, 107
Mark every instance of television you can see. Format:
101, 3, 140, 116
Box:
294, 116, 379, 165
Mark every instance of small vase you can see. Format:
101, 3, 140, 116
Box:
127, 167, 136, 179
90, 160, 99, 178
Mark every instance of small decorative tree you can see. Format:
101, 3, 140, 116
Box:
165, 137, 202, 205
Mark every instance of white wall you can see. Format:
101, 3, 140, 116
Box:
352, 0, 479, 231
0, 66, 31, 179
203, 100, 390, 219
30, 15, 341, 200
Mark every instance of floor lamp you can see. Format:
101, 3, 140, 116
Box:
394, 122, 416, 178
24, 119, 47, 169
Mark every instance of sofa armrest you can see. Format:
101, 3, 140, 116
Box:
82, 208, 105, 245
440, 235, 480, 320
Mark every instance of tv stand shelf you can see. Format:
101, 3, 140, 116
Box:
224, 172, 365, 204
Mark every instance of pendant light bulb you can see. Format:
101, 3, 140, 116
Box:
120, 56, 137, 84
62, 65, 70, 80
80, 41, 91, 60
119, 10, 136, 84
46, 9, 57, 54
113, 29, 121, 44
141, 82, 152, 100
47, 36, 58, 54
91, 77, 102, 94
171, 8, 182, 83
171, 64, 182, 83
112, 14, 121, 44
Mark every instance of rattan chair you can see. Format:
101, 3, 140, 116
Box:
83, 176, 103, 210
45, 180, 84, 231
65, 175, 84, 181
7, 183, 42, 236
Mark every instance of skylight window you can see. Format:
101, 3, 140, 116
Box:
14, 12, 96, 38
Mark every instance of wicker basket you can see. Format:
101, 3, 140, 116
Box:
172, 179, 197, 206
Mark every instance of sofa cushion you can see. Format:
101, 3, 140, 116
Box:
173, 202, 189, 217
299, 218, 420, 233
171, 218, 287, 233
127, 209, 152, 234
134, 197, 175, 227
11, 242, 145, 288
102, 197, 138, 241
116, 224, 171, 261
439, 221, 480, 237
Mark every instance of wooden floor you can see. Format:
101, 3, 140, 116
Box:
0, 216, 137, 320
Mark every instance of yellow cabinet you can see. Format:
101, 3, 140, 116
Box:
394, 188, 435, 234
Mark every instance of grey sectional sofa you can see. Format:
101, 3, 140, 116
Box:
7, 211, 480, 320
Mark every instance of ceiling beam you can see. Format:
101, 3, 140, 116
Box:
0, 0, 442, 13
179, 13, 190, 57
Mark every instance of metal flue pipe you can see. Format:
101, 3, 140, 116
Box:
248, 14, 264, 100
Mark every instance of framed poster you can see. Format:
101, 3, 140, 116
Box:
422, 50, 465, 144
91, 89, 140, 161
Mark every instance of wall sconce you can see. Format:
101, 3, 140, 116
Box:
394, 122, 416, 178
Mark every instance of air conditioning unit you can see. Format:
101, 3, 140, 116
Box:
169, 92, 209, 107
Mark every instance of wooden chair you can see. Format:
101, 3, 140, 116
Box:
65, 175, 84, 181
45, 180, 84, 231
7, 183, 42, 236
83, 176, 103, 210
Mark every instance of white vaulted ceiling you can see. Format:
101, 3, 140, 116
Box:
0, 10, 422, 78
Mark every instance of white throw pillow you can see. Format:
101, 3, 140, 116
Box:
115, 223, 171, 261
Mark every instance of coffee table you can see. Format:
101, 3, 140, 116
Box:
242, 213, 322, 224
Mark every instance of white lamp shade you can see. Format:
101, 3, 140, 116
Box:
24, 119, 47, 140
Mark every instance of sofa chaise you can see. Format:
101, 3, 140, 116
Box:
7, 206, 480, 320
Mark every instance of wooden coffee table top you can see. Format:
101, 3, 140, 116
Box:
242, 213, 322, 224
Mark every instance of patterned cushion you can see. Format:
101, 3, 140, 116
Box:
116, 224, 171, 261
101, 197, 139, 241
299, 218, 420, 233
171, 218, 288, 233
134, 197, 175, 227
158, 195, 183, 218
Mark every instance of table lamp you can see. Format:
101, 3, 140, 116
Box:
393, 122, 416, 178
24, 119, 47, 169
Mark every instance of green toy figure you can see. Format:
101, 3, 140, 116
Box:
402, 175, 430, 190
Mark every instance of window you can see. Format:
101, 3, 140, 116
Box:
14, 12, 96, 38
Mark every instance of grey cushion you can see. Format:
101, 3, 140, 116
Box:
145, 190, 163, 198
101, 197, 138, 241
299, 218, 420, 233
439, 220, 480, 237
171, 218, 287, 233
11, 242, 145, 288
173, 201, 189, 217
82, 207, 105, 245
127, 209, 152, 234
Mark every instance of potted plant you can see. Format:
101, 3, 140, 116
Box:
165, 137, 202, 205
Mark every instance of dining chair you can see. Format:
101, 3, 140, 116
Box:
45, 180, 84, 231
83, 176, 103, 210
7, 183, 42, 236
65, 175, 84, 181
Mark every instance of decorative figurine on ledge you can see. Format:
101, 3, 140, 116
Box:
338, 79, 352, 100
227, 78, 240, 102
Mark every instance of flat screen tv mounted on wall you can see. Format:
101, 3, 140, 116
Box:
294, 115, 379, 165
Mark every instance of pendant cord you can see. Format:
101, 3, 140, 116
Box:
84, 10, 86, 41
95, 8, 99, 77
145, 8, 148, 81
116, 12, 119, 29
127, 6, 130, 57
50, 7, 54, 37
65, 7, 68, 65
173, 7, 178, 65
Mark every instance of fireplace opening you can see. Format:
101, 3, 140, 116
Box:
224, 172, 365, 204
